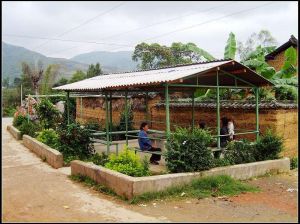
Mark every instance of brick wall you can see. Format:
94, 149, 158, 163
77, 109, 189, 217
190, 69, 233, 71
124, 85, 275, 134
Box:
266, 47, 298, 75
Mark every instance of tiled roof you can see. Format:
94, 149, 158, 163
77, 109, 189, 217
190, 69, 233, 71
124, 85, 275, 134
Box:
155, 100, 297, 109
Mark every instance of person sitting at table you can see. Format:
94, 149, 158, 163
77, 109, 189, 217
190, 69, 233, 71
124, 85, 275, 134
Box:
138, 122, 161, 165
220, 117, 230, 148
199, 120, 206, 129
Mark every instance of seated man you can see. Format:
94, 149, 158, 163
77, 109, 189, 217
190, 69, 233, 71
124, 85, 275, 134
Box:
138, 122, 161, 165
220, 117, 230, 148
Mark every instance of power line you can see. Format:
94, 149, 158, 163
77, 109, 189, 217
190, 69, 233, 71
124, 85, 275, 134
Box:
109, 1, 276, 52
33, 1, 127, 51
45, 1, 235, 56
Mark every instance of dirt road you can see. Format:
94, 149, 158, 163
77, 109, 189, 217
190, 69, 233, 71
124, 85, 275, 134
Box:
2, 118, 298, 222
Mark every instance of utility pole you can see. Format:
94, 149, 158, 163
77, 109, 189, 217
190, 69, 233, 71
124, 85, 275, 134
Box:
20, 84, 23, 106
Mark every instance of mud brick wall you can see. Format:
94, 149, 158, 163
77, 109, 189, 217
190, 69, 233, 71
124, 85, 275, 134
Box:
151, 106, 298, 158
76, 95, 161, 129
266, 47, 298, 75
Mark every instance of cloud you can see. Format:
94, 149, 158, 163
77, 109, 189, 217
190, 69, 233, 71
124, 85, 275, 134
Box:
2, 1, 298, 59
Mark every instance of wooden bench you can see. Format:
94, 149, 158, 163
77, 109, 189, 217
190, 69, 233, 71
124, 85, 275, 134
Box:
131, 147, 163, 155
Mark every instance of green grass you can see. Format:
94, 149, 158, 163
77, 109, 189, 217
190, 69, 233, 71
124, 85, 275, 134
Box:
69, 174, 124, 199
69, 174, 260, 205
130, 175, 260, 204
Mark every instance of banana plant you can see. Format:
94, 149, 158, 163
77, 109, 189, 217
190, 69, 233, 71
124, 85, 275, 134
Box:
224, 32, 237, 59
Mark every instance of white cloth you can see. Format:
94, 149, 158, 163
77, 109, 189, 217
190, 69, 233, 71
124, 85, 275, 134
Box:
228, 121, 234, 140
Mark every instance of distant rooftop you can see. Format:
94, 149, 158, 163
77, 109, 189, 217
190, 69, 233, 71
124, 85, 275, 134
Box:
265, 35, 298, 60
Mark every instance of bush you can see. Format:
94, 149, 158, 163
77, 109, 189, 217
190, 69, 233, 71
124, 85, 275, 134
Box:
35, 99, 61, 129
255, 129, 283, 161
19, 120, 42, 137
165, 127, 213, 173
105, 147, 150, 177
290, 157, 298, 170
224, 140, 256, 165
86, 152, 109, 166
3, 106, 17, 117
212, 158, 232, 168
274, 85, 298, 101
85, 120, 102, 131
13, 114, 28, 128
36, 129, 59, 149
57, 122, 95, 160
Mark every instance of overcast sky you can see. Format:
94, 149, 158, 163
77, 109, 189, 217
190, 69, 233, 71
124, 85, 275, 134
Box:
2, 1, 298, 59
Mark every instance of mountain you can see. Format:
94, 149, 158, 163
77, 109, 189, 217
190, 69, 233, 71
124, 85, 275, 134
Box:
70, 51, 138, 73
2, 42, 89, 82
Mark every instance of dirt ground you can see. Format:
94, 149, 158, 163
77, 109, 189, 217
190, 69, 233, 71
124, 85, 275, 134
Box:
2, 118, 298, 223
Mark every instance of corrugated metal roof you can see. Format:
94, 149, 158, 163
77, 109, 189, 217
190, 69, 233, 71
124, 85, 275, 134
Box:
53, 60, 232, 91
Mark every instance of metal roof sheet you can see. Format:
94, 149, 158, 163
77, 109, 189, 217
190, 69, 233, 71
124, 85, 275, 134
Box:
53, 60, 231, 91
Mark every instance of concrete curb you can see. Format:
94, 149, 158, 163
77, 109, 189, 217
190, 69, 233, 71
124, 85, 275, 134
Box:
23, 135, 64, 169
71, 158, 290, 200
7, 125, 22, 140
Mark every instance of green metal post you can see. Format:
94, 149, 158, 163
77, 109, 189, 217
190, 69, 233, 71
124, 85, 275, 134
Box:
165, 83, 170, 136
191, 90, 195, 130
216, 71, 221, 149
105, 92, 110, 154
125, 90, 128, 145
145, 91, 149, 122
255, 87, 260, 140
109, 92, 113, 141
80, 97, 83, 120
66, 91, 70, 125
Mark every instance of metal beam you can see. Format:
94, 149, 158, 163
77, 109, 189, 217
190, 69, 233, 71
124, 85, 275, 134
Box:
125, 89, 128, 145
109, 92, 113, 141
166, 84, 253, 89
105, 92, 110, 154
216, 71, 221, 149
165, 83, 170, 136
66, 91, 70, 125
220, 69, 256, 87
255, 87, 260, 140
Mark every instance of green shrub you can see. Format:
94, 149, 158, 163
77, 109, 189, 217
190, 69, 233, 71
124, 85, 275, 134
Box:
13, 115, 27, 128
165, 127, 213, 173
3, 106, 17, 117
274, 85, 298, 101
290, 157, 298, 170
255, 129, 283, 161
87, 152, 109, 166
224, 140, 256, 165
36, 129, 59, 149
212, 158, 232, 168
19, 120, 42, 137
85, 121, 102, 131
35, 99, 61, 129
105, 147, 150, 177
57, 122, 95, 160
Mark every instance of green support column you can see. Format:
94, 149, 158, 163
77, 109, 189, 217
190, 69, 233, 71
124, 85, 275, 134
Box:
125, 90, 128, 145
165, 83, 170, 136
145, 91, 149, 122
216, 71, 221, 149
191, 90, 195, 130
109, 92, 113, 141
105, 92, 110, 154
255, 87, 260, 140
66, 91, 70, 125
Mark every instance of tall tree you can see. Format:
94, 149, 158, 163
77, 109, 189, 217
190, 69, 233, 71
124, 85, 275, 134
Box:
40, 64, 60, 95
238, 30, 277, 61
21, 60, 44, 95
86, 63, 103, 78
69, 70, 86, 83
3, 77, 10, 88
53, 77, 69, 87
132, 42, 215, 70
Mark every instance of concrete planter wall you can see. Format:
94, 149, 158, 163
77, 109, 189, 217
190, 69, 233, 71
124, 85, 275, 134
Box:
7, 125, 22, 140
23, 135, 64, 169
71, 157, 290, 200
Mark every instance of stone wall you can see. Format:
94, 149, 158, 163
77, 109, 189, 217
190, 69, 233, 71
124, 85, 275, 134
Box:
7, 125, 22, 140
71, 158, 290, 200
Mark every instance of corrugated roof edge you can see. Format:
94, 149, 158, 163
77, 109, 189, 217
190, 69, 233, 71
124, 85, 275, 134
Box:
99, 58, 232, 75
